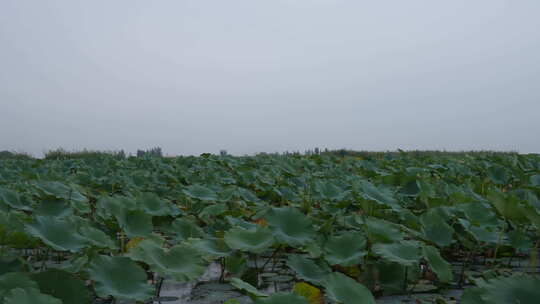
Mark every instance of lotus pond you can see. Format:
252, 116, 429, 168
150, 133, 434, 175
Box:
1, 152, 540, 303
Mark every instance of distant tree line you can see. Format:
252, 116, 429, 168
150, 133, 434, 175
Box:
136, 147, 163, 158
0, 147, 523, 161
44, 148, 127, 160
0, 150, 34, 160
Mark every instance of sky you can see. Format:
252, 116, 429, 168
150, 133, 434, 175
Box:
1, 0, 539, 156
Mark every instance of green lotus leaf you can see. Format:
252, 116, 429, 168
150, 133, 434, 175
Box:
0, 256, 23, 275
226, 216, 258, 230
25, 216, 87, 252
487, 165, 509, 185
372, 241, 421, 266
401, 180, 420, 197
359, 181, 402, 211
422, 245, 453, 283
136, 192, 174, 216
520, 202, 540, 230
530, 174, 540, 187
324, 233, 366, 266
458, 219, 499, 244
375, 262, 408, 294
254, 292, 310, 304
286, 255, 330, 284
127, 240, 206, 282
361, 217, 403, 243
4, 288, 62, 304
229, 277, 267, 297
172, 218, 205, 241
461, 286, 489, 304
225, 227, 275, 254
236, 187, 260, 203
33, 181, 70, 197
0, 187, 32, 211
265, 207, 315, 246
117, 209, 153, 238
507, 229, 532, 251
274, 186, 300, 202
225, 254, 248, 277
305, 241, 324, 259
314, 180, 349, 201
60, 255, 89, 274
32, 268, 92, 304
96, 195, 152, 236
78, 225, 117, 249
191, 238, 232, 257
97, 196, 137, 219
457, 202, 498, 227
67, 192, 91, 214
483, 275, 540, 304
420, 211, 454, 247
34, 198, 72, 217
183, 184, 218, 201
200, 203, 228, 218
87, 255, 153, 301
34, 181, 88, 204
323, 272, 376, 304
487, 190, 528, 222
0, 272, 39, 298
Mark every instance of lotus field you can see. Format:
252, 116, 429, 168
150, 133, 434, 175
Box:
1, 152, 540, 303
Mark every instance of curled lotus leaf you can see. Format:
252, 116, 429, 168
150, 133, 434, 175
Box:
264, 207, 315, 246
87, 255, 153, 301
224, 226, 275, 254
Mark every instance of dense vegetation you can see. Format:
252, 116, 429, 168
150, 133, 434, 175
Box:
1, 151, 539, 303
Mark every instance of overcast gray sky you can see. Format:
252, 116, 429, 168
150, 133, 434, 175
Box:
1, 0, 539, 156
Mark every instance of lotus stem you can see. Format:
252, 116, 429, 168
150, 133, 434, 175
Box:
261, 246, 281, 271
